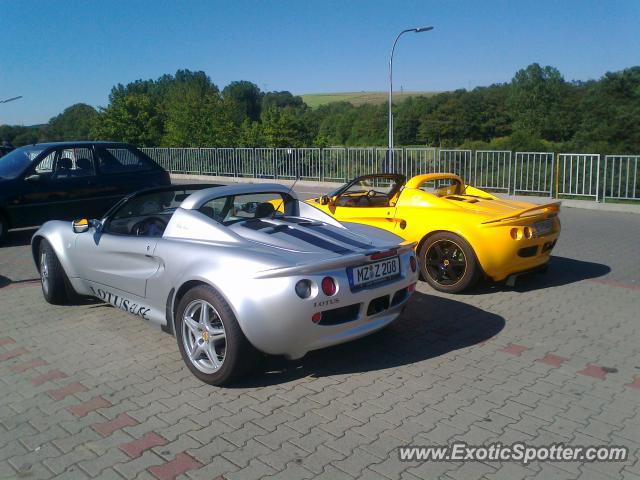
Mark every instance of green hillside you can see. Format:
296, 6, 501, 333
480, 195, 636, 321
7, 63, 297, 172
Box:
301, 91, 439, 108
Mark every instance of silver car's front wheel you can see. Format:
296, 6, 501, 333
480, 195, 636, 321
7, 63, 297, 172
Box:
181, 300, 226, 374
175, 284, 259, 386
38, 240, 70, 305
40, 251, 50, 295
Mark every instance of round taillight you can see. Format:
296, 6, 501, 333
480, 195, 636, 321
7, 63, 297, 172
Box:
409, 256, 417, 273
312, 312, 322, 323
295, 279, 312, 299
523, 226, 532, 239
321, 277, 336, 296
510, 227, 519, 240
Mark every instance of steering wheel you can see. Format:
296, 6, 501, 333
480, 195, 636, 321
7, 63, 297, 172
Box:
131, 217, 167, 237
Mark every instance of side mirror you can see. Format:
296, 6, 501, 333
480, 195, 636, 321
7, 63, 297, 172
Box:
72, 218, 93, 233
319, 195, 336, 206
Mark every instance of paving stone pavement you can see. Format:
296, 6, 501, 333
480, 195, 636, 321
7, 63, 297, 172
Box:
0, 206, 639, 480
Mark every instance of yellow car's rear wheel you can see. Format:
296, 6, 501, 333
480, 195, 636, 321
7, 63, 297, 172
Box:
419, 232, 479, 293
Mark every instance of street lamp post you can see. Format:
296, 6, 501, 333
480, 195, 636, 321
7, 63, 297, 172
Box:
0, 96, 23, 104
388, 26, 433, 171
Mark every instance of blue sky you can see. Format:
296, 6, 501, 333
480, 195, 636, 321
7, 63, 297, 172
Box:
1, 0, 638, 125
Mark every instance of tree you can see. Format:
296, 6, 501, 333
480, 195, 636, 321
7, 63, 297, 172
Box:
507, 63, 569, 141
261, 107, 310, 147
40, 103, 98, 142
571, 67, 640, 153
223, 81, 262, 122
238, 119, 264, 147
262, 91, 305, 110
3, 64, 639, 153
92, 91, 163, 146
161, 71, 222, 146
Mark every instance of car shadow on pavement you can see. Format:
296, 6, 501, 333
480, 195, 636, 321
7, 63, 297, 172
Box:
465, 255, 611, 295
0, 228, 37, 248
0, 275, 40, 289
231, 291, 505, 387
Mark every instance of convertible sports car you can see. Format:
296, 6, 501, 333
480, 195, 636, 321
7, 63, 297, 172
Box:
32, 183, 418, 385
307, 173, 561, 293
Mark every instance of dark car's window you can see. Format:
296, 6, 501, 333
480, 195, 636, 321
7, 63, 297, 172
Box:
96, 147, 156, 175
35, 151, 55, 174
0, 145, 46, 179
34, 147, 96, 178
104, 188, 203, 236
198, 192, 294, 225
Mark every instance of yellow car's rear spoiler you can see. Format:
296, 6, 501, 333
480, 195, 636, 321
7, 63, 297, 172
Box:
481, 202, 561, 224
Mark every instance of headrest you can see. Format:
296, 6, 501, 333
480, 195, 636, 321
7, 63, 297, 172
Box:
255, 202, 276, 218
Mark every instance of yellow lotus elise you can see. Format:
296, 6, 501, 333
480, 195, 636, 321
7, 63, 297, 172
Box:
307, 173, 561, 293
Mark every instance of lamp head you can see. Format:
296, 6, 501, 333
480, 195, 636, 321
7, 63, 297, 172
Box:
414, 26, 434, 33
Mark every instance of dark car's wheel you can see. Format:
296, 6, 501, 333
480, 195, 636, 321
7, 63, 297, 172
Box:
39, 240, 70, 305
175, 285, 259, 386
419, 232, 480, 293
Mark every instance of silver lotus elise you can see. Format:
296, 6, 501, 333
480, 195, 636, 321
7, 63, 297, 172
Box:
32, 183, 419, 385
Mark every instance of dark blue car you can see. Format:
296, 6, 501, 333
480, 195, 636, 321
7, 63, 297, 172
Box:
0, 141, 170, 242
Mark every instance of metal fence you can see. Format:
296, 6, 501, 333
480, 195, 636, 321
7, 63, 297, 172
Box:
603, 155, 640, 202
140, 147, 640, 202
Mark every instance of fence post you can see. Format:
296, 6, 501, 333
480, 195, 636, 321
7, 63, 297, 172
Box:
602, 156, 607, 203
273, 151, 278, 180
554, 153, 559, 199
595, 154, 601, 202
252, 148, 256, 178
507, 151, 512, 195
549, 153, 554, 198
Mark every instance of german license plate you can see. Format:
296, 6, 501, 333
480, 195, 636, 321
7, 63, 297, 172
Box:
534, 219, 554, 236
351, 257, 400, 288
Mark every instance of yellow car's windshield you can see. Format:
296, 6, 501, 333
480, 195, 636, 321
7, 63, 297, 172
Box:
332, 175, 405, 207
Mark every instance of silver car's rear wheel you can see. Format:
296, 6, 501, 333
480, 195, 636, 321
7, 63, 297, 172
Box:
181, 300, 226, 374
175, 284, 260, 385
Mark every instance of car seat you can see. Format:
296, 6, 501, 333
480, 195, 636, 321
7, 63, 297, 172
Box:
255, 202, 276, 218
76, 158, 93, 176
54, 158, 73, 178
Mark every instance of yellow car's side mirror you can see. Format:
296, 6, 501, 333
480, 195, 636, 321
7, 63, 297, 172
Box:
72, 218, 90, 233
319, 195, 332, 205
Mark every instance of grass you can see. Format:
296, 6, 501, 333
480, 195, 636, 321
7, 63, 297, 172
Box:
300, 91, 439, 108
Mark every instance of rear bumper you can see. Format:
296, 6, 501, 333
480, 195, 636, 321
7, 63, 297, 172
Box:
229, 250, 419, 359
476, 217, 561, 282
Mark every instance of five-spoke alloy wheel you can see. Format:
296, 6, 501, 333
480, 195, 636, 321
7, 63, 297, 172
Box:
419, 232, 479, 293
181, 299, 227, 374
38, 239, 71, 304
175, 284, 259, 385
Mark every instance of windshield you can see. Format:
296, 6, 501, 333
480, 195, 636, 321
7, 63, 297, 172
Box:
0, 146, 46, 179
